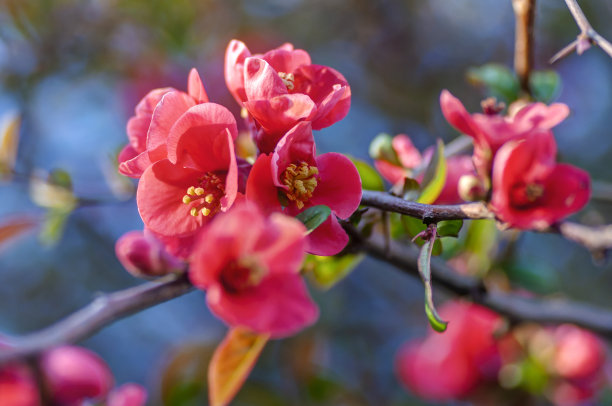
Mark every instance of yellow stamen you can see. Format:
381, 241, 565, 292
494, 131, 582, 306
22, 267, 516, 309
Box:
190, 207, 198, 217
282, 162, 319, 209
201, 207, 211, 216
194, 187, 205, 196
187, 186, 196, 196
181, 173, 226, 218
278, 72, 295, 91
182, 195, 192, 204
205, 194, 214, 203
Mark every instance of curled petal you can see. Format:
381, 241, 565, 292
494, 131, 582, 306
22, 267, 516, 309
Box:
224, 40, 252, 103
244, 57, 288, 100
118, 148, 152, 179
187, 68, 209, 103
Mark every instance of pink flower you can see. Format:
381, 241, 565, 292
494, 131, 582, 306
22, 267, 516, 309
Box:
373, 134, 476, 204
107, 384, 147, 406
440, 90, 569, 181
553, 325, 606, 382
245, 122, 362, 256
115, 230, 184, 278
189, 203, 318, 338
136, 103, 239, 256
490, 131, 590, 229
0, 364, 40, 406
225, 40, 351, 153
396, 301, 501, 402
119, 69, 209, 178
40, 346, 114, 405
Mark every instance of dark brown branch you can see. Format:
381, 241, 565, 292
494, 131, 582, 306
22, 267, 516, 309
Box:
0, 273, 193, 365
551, 0, 612, 63
349, 227, 612, 338
513, 0, 536, 94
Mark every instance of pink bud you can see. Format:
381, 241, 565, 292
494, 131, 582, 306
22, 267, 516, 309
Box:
554, 325, 605, 381
115, 230, 184, 278
40, 346, 113, 404
0, 364, 40, 406
107, 383, 147, 406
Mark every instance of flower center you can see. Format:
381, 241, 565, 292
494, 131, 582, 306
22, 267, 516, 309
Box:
510, 182, 544, 208
220, 257, 266, 293
282, 162, 319, 209
278, 72, 295, 91
181, 172, 225, 217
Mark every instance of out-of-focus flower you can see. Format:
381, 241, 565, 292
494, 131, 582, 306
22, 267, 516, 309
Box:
115, 230, 185, 278
490, 131, 590, 229
119, 69, 209, 178
40, 346, 114, 405
189, 202, 318, 338
395, 301, 502, 402
107, 383, 147, 406
246, 122, 361, 256
553, 324, 605, 382
440, 90, 569, 182
225, 40, 351, 153
136, 103, 239, 257
0, 363, 40, 406
0, 111, 20, 180
372, 134, 477, 204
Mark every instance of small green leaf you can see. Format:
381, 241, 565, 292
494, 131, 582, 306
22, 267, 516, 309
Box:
467, 63, 520, 103
295, 205, 331, 234
303, 253, 364, 290
348, 156, 385, 191
417, 139, 446, 204
437, 219, 464, 238
529, 70, 561, 103
401, 177, 420, 202
368, 133, 400, 165
417, 228, 448, 332
40, 208, 72, 245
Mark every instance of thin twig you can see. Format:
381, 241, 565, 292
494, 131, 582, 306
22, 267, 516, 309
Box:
0, 273, 193, 365
551, 0, 612, 63
513, 0, 537, 94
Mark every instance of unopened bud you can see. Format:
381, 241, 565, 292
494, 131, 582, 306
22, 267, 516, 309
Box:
458, 174, 486, 201
107, 383, 148, 406
115, 230, 184, 278
369, 133, 400, 165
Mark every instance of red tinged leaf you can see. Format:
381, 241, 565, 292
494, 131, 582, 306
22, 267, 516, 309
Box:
208, 327, 269, 406
0, 217, 38, 248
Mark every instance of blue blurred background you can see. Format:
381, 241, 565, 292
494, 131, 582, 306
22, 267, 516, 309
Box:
1, 1, 612, 404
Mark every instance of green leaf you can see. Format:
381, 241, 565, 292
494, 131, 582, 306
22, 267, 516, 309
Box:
348, 156, 385, 191
40, 208, 72, 245
368, 133, 400, 165
295, 205, 331, 234
417, 230, 448, 332
529, 70, 561, 103
437, 220, 463, 238
304, 253, 364, 290
417, 139, 446, 204
467, 63, 520, 103
401, 177, 420, 201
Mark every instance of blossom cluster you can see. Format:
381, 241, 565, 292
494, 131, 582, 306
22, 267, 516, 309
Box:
116, 40, 361, 338
396, 301, 608, 405
0, 343, 146, 406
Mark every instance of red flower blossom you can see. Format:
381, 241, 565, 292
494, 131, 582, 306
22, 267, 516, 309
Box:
115, 230, 184, 278
395, 301, 502, 402
440, 90, 569, 181
0, 363, 40, 406
553, 324, 606, 382
119, 68, 209, 178
490, 131, 590, 229
136, 103, 239, 253
246, 122, 362, 256
189, 203, 318, 338
374, 134, 476, 204
107, 384, 147, 406
225, 40, 351, 153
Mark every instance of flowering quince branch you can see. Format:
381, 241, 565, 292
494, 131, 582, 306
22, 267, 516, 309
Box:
512, 0, 536, 94
550, 0, 612, 63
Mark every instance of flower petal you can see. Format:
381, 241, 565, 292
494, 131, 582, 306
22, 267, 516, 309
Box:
514, 102, 569, 130
440, 90, 481, 140
245, 154, 283, 215
271, 122, 316, 187
244, 57, 288, 100
305, 215, 349, 256
187, 68, 209, 103
118, 148, 153, 179
224, 40, 251, 104
244, 94, 316, 141
255, 212, 307, 275
262, 46, 311, 75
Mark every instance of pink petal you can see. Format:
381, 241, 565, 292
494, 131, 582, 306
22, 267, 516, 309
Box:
305, 215, 349, 256
374, 159, 406, 185
187, 68, 209, 103
310, 152, 362, 219
514, 102, 569, 130
207, 272, 318, 338
147, 91, 197, 162
224, 39, 251, 103
255, 212, 307, 275
137, 160, 209, 237
243, 94, 316, 137
262, 47, 311, 75
126, 116, 150, 152
220, 130, 238, 211
393, 134, 423, 169
244, 57, 288, 100
245, 154, 283, 215
107, 384, 147, 406
271, 122, 316, 188
118, 149, 153, 179
166, 103, 237, 171
440, 90, 480, 140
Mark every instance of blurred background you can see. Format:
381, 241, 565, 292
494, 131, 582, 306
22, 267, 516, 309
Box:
1, 0, 612, 405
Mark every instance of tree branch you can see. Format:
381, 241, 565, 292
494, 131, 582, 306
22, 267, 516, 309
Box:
550, 0, 612, 63
0, 273, 193, 365
513, 0, 536, 94
348, 226, 612, 338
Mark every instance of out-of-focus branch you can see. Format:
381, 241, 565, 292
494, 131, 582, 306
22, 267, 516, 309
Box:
0, 273, 193, 365
360, 190, 612, 254
512, 0, 536, 94
550, 0, 612, 63
347, 227, 612, 338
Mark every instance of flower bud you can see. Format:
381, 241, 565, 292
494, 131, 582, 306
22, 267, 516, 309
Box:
40, 346, 113, 404
107, 383, 147, 406
115, 230, 184, 278
458, 174, 486, 202
369, 133, 400, 165
553, 325, 605, 381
